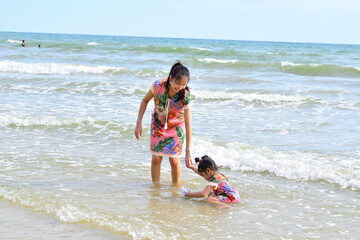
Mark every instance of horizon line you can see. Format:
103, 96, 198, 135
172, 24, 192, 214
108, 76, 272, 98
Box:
1, 30, 359, 47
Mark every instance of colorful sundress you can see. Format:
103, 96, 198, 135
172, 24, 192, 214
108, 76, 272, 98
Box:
150, 79, 192, 157
208, 173, 240, 203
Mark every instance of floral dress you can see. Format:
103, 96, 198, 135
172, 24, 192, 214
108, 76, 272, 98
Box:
208, 173, 240, 203
150, 79, 192, 157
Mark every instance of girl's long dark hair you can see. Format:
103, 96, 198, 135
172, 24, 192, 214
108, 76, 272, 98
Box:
195, 155, 218, 173
165, 61, 190, 102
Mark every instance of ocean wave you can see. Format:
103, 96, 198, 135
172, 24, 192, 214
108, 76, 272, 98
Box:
279, 61, 360, 77
44, 42, 89, 52
189, 47, 213, 51
87, 42, 98, 45
0, 60, 167, 78
192, 138, 360, 190
122, 45, 217, 55
265, 52, 287, 55
134, 69, 167, 78
0, 115, 136, 137
191, 89, 320, 104
280, 61, 302, 67
192, 57, 261, 68
118, 45, 247, 58
196, 58, 239, 64
0, 60, 124, 75
191, 58, 360, 78
7, 39, 22, 44
1, 83, 148, 97
124, 45, 192, 53
0, 186, 167, 239
0, 115, 99, 127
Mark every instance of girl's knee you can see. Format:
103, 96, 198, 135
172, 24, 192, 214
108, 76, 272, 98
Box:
152, 156, 163, 164
207, 196, 219, 202
169, 157, 180, 167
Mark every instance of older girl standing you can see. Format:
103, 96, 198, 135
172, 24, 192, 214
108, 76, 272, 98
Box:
134, 62, 193, 184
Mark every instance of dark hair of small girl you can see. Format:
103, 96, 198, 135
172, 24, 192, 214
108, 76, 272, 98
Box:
195, 155, 218, 173
165, 61, 190, 102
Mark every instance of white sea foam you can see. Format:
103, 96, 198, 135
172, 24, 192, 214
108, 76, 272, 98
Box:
280, 61, 302, 67
192, 138, 360, 190
191, 89, 318, 104
7, 39, 22, 44
87, 42, 98, 45
0, 114, 132, 136
0, 60, 123, 75
281, 61, 322, 67
280, 61, 360, 76
135, 69, 167, 78
197, 58, 239, 63
0, 115, 96, 127
266, 52, 280, 55
280, 61, 360, 71
190, 47, 213, 51
2, 83, 145, 97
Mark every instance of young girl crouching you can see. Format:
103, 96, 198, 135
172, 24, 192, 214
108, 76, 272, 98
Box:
183, 155, 240, 203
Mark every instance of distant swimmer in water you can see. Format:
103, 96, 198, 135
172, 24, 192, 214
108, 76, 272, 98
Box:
38, 44, 41, 48
22, 40, 26, 47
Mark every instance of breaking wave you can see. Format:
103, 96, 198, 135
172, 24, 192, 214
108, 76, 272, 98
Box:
191, 89, 321, 105
7, 39, 22, 44
0, 60, 124, 75
192, 138, 360, 190
191, 58, 360, 77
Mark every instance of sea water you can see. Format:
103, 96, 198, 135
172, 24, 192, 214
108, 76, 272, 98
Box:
0, 31, 360, 239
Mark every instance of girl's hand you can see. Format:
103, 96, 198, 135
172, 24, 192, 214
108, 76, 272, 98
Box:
180, 187, 192, 197
189, 165, 197, 172
185, 151, 193, 168
134, 124, 142, 140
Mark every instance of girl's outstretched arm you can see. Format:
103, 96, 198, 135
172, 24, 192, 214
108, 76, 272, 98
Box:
189, 165, 199, 174
135, 90, 154, 139
184, 108, 193, 168
185, 185, 214, 198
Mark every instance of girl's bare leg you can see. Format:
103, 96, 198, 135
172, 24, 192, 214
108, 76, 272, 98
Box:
151, 155, 163, 183
207, 196, 230, 207
169, 157, 181, 185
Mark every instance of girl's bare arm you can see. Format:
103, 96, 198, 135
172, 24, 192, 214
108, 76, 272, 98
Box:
134, 90, 154, 139
184, 107, 192, 168
185, 185, 213, 198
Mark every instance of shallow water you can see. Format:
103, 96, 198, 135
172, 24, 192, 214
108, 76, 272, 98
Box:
1, 31, 360, 239
0, 200, 125, 240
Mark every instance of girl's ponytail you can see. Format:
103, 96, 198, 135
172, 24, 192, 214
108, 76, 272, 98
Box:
170, 62, 183, 71
195, 155, 218, 173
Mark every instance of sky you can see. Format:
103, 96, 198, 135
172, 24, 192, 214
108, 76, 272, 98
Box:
1, 0, 359, 44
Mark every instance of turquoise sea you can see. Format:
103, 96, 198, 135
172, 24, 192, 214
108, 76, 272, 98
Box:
0, 31, 360, 239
